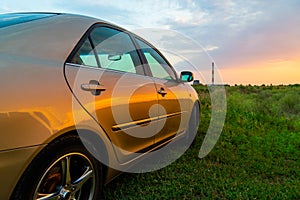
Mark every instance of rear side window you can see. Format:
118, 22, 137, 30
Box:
0, 13, 56, 29
70, 38, 98, 67
90, 27, 138, 73
69, 26, 144, 75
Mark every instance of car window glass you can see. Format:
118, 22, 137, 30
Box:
98, 54, 136, 73
70, 38, 98, 67
136, 39, 176, 80
90, 27, 142, 74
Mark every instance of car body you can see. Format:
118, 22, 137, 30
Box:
0, 13, 199, 199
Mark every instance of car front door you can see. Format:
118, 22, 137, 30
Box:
65, 26, 159, 163
135, 38, 192, 143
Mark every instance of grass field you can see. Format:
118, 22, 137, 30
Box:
103, 84, 300, 199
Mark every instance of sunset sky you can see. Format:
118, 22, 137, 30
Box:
1, 0, 299, 85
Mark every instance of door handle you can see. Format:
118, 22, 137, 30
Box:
81, 84, 106, 91
157, 88, 167, 97
81, 80, 106, 96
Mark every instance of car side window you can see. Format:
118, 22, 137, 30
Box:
69, 26, 144, 75
70, 38, 98, 68
136, 38, 177, 80
90, 27, 143, 74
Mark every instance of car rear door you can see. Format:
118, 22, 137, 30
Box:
64, 25, 159, 163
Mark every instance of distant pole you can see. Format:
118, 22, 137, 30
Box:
212, 62, 214, 85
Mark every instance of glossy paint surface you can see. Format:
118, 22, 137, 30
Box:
0, 13, 199, 199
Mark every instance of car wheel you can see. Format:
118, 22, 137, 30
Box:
11, 134, 103, 200
186, 103, 200, 145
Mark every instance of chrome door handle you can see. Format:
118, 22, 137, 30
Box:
81, 80, 106, 96
81, 84, 106, 91
157, 88, 167, 97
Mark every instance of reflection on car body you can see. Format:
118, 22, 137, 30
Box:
0, 13, 199, 199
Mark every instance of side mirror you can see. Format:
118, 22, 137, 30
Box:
180, 71, 194, 82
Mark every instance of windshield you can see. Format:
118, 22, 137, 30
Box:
0, 13, 57, 28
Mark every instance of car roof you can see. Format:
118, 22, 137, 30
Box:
0, 13, 108, 64
0, 13, 59, 29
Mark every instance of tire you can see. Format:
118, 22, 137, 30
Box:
11, 134, 103, 200
186, 103, 200, 145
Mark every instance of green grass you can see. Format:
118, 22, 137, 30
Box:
103, 84, 300, 199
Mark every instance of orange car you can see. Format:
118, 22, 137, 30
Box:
0, 13, 199, 199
